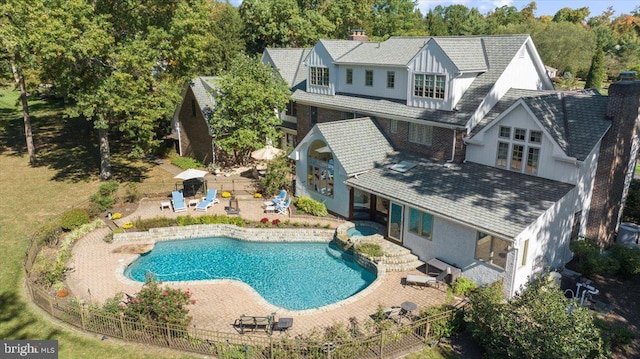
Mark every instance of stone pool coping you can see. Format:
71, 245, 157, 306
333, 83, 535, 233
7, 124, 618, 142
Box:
113, 224, 387, 316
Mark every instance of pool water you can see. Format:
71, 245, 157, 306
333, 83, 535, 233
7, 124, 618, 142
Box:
124, 237, 376, 310
346, 225, 381, 237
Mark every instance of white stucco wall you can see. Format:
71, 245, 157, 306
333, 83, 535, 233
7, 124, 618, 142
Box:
335, 65, 407, 100
306, 44, 336, 96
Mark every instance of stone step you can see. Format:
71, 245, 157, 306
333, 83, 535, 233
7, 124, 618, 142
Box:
384, 260, 426, 272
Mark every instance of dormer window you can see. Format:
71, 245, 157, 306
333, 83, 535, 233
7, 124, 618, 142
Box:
310, 67, 329, 87
496, 126, 542, 175
414, 74, 446, 99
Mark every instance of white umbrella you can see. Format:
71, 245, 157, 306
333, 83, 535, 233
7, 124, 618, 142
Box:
174, 168, 209, 180
251, 145, 282, 161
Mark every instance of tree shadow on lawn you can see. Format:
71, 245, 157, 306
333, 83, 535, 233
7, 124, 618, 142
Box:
0, 290, 62, 340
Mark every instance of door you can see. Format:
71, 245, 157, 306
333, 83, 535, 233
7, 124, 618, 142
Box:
388, 202, 403, 242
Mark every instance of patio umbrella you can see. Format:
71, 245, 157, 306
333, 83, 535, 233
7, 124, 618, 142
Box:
251, 145, 282, 161
174, 168, 209, 180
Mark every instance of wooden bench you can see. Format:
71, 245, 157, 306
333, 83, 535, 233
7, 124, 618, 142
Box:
234, 313, 275, 334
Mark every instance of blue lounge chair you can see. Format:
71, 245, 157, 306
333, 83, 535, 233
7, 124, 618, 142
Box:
263, 189, 287, 207
275, 197, 292, 215
195, 189, 219, 212
171, 191, 187, 213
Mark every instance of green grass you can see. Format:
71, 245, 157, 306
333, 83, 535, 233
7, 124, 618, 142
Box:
0, 87, 196, 358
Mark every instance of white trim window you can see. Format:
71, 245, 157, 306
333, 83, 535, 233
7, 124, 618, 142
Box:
387, 71, 395, 88
495, 126, 542, 174
310, 67, 329, 87
408, 123, 432, 145
476, 232, 510, 269
346, 68, 353, 85
409, 208, 433, 240
414, 73, 446, 99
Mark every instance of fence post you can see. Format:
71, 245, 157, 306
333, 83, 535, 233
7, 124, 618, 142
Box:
379, 330, 384, 359
80, 306, 86, 331
120, 313, 126, 340
270, 335, 273, 359
424, 319, 430, 342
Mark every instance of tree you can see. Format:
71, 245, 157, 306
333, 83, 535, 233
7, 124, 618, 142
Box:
0, 0, 44, 165
553, 7, 591, 24
208, 2, 246, 74
39, 0, 221, 179
370, 0, 423, 39
261, 147, 294, 196
585, 48, 605, 90
466, 279, 605, 359
424, 8, 448, 36
209, 54, 290, 165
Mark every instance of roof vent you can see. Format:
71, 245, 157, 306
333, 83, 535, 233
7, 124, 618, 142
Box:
389, 161, 416, 173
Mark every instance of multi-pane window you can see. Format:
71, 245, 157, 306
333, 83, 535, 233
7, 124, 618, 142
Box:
476, 232, 510, 269
496, 142, 509, 167
409, 208, 433, 240
499, 126, 511, 138
408, 123, 432, 145
511, 144, 524, 170
413, 74, 446, 99
365, 70, 373, 86
529, 130, 542, 144
497, 126, 542, 174
390, 120, 398, 134
286, 100, 296, 116
387, 71, 395, 88
346, 68, 353, 85
526, 147, 540, 174
310, 67, 329, 87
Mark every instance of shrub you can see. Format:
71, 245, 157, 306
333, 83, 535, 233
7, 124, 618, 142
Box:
607, 244, 640, 279
450, 276, 478, 296
117, 276, 195, 327
176, 215, 196, 226
221, 191, 232, 198
134, 217, 175, 231
104, 232, 114, 243
60, 208, 90, 231
35, 218, 63, 246
570, 239, 618, 276
294, 196, 328, 217
111, 212, 122, 220
356, 243, 384, 257
419, 305, 464, 338
122, 222, 133, 229
253, 193, 262, 198
170, 155, 203, 170
98, 181, 120, 197
260, 218, 269, 224
124, 183, 142, 203
272, 219, 280, 226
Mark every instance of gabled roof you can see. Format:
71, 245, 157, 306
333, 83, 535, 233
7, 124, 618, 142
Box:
296, 34, 532, 127
432, 37, 487, 72
190, 76, 218, 120
263, 48, 310, 91
469, 88, 610, 160
346, 158, 575, 239
318, 39, 362, 61
314, 118, 395, 175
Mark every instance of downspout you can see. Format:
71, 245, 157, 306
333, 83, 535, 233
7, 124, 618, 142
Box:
447, 129, 456, 162
176, 126, 182, 156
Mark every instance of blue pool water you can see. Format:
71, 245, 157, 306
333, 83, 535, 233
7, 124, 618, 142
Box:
346, 225, 381, 237
124, 237, 376, 310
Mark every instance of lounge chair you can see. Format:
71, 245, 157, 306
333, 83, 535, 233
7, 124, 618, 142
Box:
234, 313, 275, 334
195, 189, 219, 212
405, 269, 449, 289
265, 197, 291, 215
383, 306, 402, 324
263, 189, 287, 207
171, 191, 187, 213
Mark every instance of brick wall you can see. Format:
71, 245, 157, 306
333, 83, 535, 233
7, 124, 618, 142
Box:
178, 87, 213, 164
586, 81, 640, 247
296, 104, 465, 162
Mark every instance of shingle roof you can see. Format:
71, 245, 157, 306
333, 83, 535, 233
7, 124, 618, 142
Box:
190, 76, 218, 120
295, 34, 531, 127
319, 39, 362, 61
469, 88, 610, 160
263, 48, 310, 90
432, 37, 487, 72
346, 159, 575, 238
315, 118, 395, 175
336, 38, 430, 66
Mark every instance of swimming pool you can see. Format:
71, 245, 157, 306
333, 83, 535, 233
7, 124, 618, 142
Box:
124, 237, 376, 310
346, 225, 381, 237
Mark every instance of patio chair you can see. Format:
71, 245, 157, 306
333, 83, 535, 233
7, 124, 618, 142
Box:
263, 189, 287, 207
195, 189, 219, 212
276, 197, 292, 215
383, 306, 402, 324
171, 191, 187, 213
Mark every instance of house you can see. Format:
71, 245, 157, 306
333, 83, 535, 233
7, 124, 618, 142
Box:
545, 65, 558, 79
170, 76, 219, 164
268, 33, 640, 296
261, 48, 310, 149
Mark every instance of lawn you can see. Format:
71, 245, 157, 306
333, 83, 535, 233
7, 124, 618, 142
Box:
0, 87, 196, 358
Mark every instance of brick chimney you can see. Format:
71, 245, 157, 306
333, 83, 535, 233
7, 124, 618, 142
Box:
586, 81, 640, 247
348, 29, 368, 42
